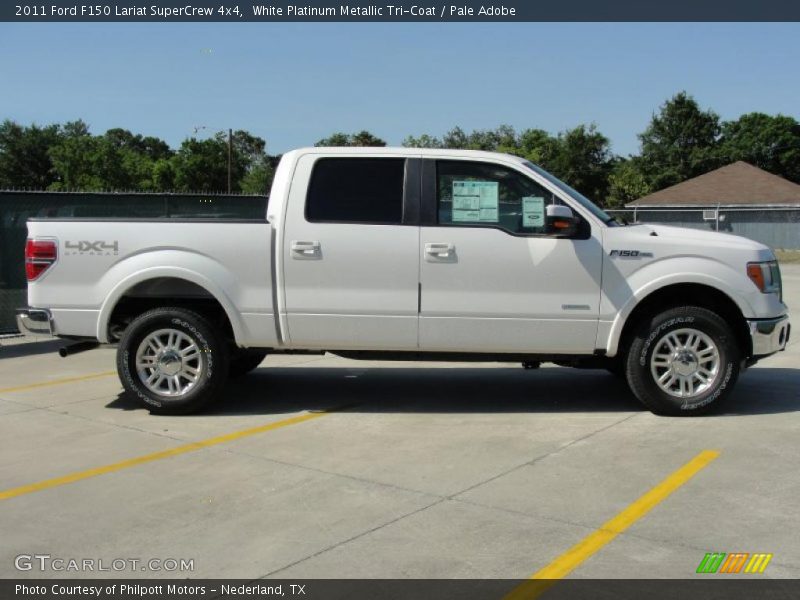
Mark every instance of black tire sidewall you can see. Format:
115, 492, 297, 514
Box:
117, 308, 228, 414
627, 307, 740, 415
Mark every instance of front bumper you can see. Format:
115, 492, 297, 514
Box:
748, 315, 790, 357
15, 308, 54, 337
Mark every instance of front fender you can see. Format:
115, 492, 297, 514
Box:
602, 256, 757, 356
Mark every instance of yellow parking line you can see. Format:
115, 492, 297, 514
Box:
0, 371, 116, 394
0, 406, 351, 502
504, 450, 720, 600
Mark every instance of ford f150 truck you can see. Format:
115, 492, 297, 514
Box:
17, 148, 790, 415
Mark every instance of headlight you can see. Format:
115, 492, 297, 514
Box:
747, 260, 782, 301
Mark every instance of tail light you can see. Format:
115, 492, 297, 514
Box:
25, 239, 58, 281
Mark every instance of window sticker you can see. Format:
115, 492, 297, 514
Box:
522, 196, 545, 227
452, 181, 499, 222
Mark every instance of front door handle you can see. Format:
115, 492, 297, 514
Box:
291, 241, 321, 258
425, 242, 455, 259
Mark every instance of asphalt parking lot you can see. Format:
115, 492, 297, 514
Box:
1, 265, 798, 582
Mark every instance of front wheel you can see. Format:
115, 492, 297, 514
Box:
117, 307, 230, 415
625, 306, 740, 416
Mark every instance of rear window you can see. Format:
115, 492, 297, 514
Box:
306, 158, 405, 224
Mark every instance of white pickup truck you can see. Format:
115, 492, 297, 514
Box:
17, 148, 790, 415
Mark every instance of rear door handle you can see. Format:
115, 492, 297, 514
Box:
425, 242, 454, 259
291, 241, 321, 258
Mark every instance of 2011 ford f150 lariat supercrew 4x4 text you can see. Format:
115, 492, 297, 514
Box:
16, 148, 791, 415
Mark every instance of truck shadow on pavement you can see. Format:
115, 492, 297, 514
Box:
106, 365, 800, 416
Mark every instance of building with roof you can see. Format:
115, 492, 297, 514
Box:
624, 162, 800, 249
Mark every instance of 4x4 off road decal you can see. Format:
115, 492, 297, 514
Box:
64, 240, 119, 256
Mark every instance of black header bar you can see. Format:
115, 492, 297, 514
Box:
4, 0, 800, 22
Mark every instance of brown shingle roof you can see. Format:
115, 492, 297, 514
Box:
627, 161, 800, 207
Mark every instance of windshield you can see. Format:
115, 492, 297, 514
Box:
522, 161, 617, 226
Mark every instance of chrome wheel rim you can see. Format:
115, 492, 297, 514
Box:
650, 328, 720, 398
135, 328, 204, 397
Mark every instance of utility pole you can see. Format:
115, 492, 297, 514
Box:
227, 128, 232, 194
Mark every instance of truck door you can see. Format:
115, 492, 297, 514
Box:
418, 159, 603, 354
281, 154, 420, 350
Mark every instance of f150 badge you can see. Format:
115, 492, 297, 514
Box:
64, 240, 119, 256
609, 249, 654, 258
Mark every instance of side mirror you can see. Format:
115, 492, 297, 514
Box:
546, 205, 578, 237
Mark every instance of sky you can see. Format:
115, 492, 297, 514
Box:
1, 22, 799, 156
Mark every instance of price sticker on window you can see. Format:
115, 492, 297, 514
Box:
522, 196, 545, 227
452, 181, 499, 222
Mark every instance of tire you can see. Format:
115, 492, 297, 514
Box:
229, 349, 268, 378
625, 306, 740, 416
116, 307, 230, 415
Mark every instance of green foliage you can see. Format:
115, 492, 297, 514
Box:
152, 158, 175, 190
0, 119, 62, 189
316, 130, 386, 147
0, 120, 274, 194
402, 133, 442, 148
638, 92, 722, 190
607, 158, 651, 208
2, 96, 799, 201
240, 158, 274, 195
172, 137, 229, 192
547, 125, 613, 203
718, 113, 800, 183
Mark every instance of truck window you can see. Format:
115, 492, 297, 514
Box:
436, 160, 563, 235
306, 158, 405, 224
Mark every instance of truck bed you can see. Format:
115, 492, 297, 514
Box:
25, 218, 277, 346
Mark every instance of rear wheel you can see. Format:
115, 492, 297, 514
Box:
229, 348, 268, 378
117, 307, 229, 415
625, 306, 740, 416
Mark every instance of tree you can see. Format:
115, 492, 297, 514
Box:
48, 122, 172, 191
638, 92, 721, 190
515, 128, 559, 165
0, 120, 62, 189
105, 128, 171, 162
606, 158, 651, 208
240, 158, 274, 195
172, 137, 229, 192
441, 126, 469, 149
408, 125, 519, 152
350, 130, 386, 147
152, 158, 176, 190
170, 129, 271, 193
48, 122, 104, 190
718, 113, 800, 183
547, 125, 614, 203
402, 133, 443, 148
316, 130, 386, 147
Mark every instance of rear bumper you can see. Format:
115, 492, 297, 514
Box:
15, 308, 54, 337
748, 315, 790, 358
